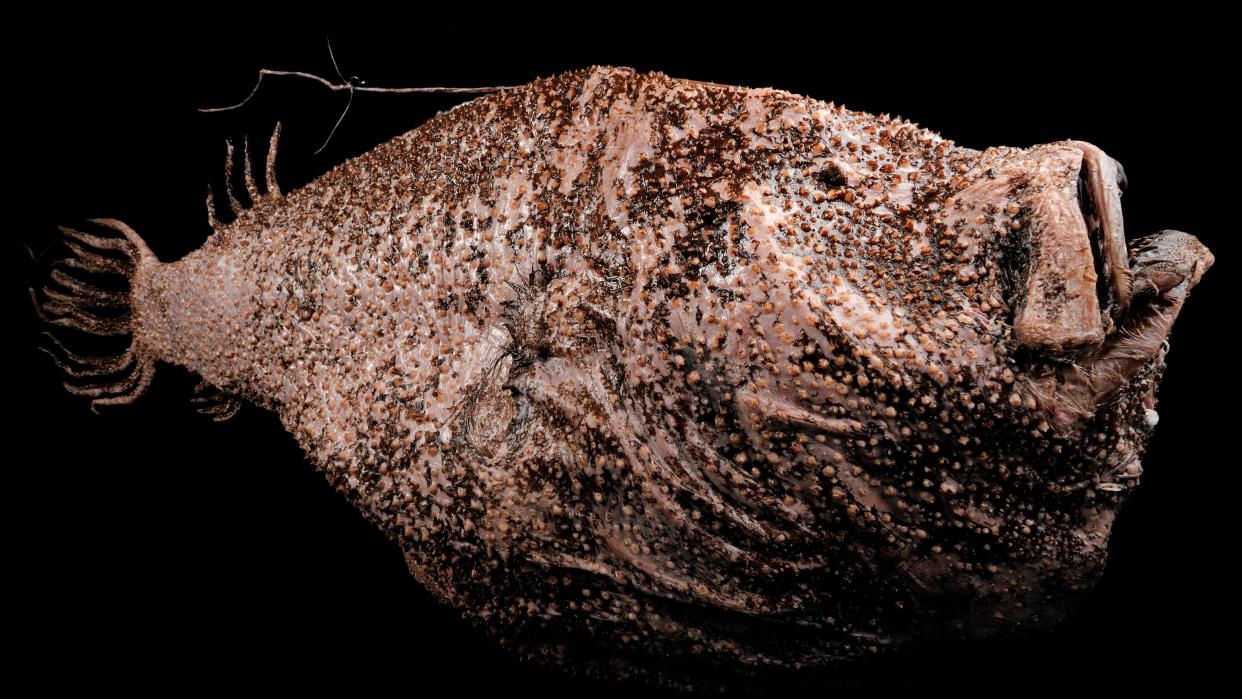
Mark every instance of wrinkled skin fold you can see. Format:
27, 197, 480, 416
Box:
36, 67, 1213, 686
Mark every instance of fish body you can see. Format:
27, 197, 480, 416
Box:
38, 66, 1213, 684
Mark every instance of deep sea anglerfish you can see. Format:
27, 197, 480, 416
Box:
34, 66, 1214, 686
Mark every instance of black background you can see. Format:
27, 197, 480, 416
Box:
9, 21, 1235, 693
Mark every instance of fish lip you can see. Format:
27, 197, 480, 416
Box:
1069, 141, 1132, 322
1010, 142, 1126, 353
1128, 229, 1215, 291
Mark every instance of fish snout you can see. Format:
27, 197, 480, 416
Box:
1010, 141, 1212, 359
1011, 141, 1214, 434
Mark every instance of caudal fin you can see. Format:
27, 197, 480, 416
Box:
31, 218, 158, 413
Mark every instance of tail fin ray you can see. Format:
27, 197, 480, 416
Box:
32, 219, 157, 413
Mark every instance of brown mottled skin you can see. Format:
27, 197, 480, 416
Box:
39, 66, 1213, 685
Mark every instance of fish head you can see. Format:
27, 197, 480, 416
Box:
717, 130, 1213, 636
944, 139, 1213, 470
447, 96, 1215, 660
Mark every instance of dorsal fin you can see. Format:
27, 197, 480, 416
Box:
206, 122, 283, 226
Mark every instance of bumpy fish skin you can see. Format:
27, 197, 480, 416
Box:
43, 66, 1212, 684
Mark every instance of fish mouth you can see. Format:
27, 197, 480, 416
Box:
1024, 142, 1214, 435
1071, 141, 1133, 326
